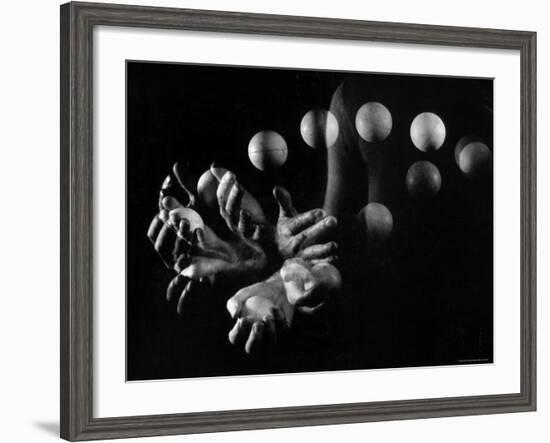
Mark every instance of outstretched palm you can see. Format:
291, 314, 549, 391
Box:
226, 276, 293, 354
175, 220, 269, 284
273, 186, 338, 262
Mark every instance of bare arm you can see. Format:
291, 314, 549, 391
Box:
324, 80, 369, 223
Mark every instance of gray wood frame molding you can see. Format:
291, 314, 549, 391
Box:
60, 2, 536, 440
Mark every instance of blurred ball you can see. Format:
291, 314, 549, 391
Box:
454, 134, 483, 164
406, 161, 442, 197
312, 262, 342, 292
300, 109, 339, 149
355, 102, 393, 142
248, 130, 288, 171
197, 168, 226, 208
410, 112, 446, 152
359, 202, 394, 242
168, 207, 205, 232
458, 142, 492, 179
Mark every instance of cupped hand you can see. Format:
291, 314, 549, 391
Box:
225, 275, 293, 354
209, 165, 274, 244
175, 219, 269, 284
273, 186, 339, 263
280, 258, 342, 314
149, 206, 270, 316
210, 164, 266, 227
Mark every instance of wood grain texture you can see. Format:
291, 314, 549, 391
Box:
60, 2, 536, 441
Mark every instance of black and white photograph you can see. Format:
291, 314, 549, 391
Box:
2, 0, 542, 441
128, 61, 494, 381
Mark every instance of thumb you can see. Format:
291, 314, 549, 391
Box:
238, 209, 255, 237
172, 162, 196, 207
161, 196, 184, 211
273, 186, 297, 218
226, 285, 255, 319
209, 162, 229, 183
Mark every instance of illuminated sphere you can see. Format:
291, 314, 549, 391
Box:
359, 202, 394, 242
458, 142, 492, 179
410, 112, 446, 152
406, 161, 442, 197
311, 262, 342, 292
168, 207, 205, 232
300, 109, 339, 149
454, 135, 483, 164
355, 102, 393, 142
248, 130, 288, 171
197, 168, 227, 208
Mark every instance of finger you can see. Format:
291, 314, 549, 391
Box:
174, 253, 191, 273
158, 193, 165, 212
168, 210, 195, 238
168, 211, 179, 228
253, 225, 262, 240
286, 208, 326, 235
216, 171, 236, 217
174, 224, 192, 260
245, 322, 264, 355
225, 182, 244, 226
296, 303, 325, 316
193, 227, 204, 249
166, 273, 188, 302
298, 241, 338, 260
272, 307, 289, 330
159, 209, 170, 224
154, 223, 177, 264
173, 162, 196, 207
162, 196, 183, 211
147, 215, 164, 242
177, 279, 197, 317
158, 175, 173, 210
226, 287, 254, 319
228, 318, 251, 346
161, 174, 173, 192
273, 186, 298, 218
262, 314, 277, 345
177, 218, 192, 242
252, 223, 273, 242
238, 209, 255, 237
310, 256, 339, 265
294, 215, 338, 250
210, 162, 228, 182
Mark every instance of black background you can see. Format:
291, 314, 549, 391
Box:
126, 61, 493, 381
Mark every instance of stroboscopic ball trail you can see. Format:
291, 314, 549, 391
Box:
406, 161, 442, 197
454, 135, 492, 179
300, 109, 339, 149
248, 130, 288, 171
410, 112, 446, 152
358, 202, 394, 242
454, 135, 483, 164
355, 102, 393, 143
458, 141, 492, 179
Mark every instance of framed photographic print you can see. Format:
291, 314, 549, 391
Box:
60, 1, 536, 441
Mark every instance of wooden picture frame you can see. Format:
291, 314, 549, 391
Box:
60, 1, 536, 440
